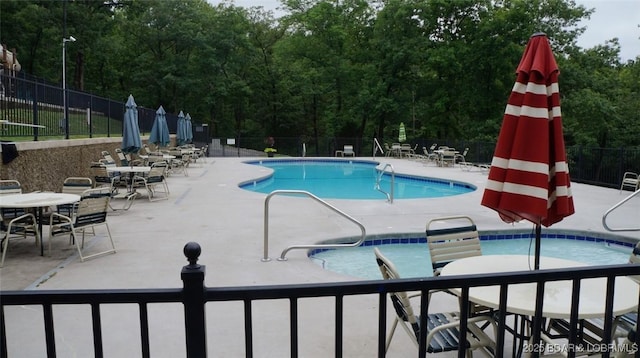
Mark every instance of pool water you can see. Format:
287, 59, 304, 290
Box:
240, 159, 475, 199
310, 238, 632, 280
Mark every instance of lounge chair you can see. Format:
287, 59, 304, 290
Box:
417, 144, 438, 164
620, 171, 639, 193
455, 148, 469, 166
374, 247, 497, 355
101, 150, 117, 166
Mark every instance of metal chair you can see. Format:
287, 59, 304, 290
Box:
1, 212, 40, 268
48, 188, 116, 262
620, 172, 639, 193
131, 162, 170, 201
374, 247, 496, 355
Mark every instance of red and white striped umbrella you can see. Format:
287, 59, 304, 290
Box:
481, 33, 574, 263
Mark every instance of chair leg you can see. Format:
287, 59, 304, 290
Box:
1, 234, 9, 268
385, 317, 400, 353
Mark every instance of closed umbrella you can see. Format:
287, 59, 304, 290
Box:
121, 94, 142, 154
149, 105, 170, 149
185, 113, 193, 144
481, 33, 574, 270
398, 122, 406, 143
176, 111, 187, 146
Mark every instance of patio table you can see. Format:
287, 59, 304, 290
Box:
0, 192, 81, 255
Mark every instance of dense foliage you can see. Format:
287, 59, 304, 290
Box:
2, 0, 638, 148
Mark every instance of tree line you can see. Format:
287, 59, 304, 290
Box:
2, 0, 638, 148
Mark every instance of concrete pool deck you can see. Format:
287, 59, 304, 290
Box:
2, 156, 639, 357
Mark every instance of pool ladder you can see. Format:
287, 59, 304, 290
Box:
602, 188, 640, 232
262, 190, 366, 262
375, 163, 395, 203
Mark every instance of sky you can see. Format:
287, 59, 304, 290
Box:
209, 0, 640, 62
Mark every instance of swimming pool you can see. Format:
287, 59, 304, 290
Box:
309, 230, 636, 280
240, 159, 475, 199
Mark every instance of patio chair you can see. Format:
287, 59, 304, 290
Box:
169, 152, 190, 176
91, 163, 122, 191
419, 144, 438, 164
43, 177, 94, 220
384, 143, 392, 157
374, 247, 497, 355
343, 145, 355, 157
48, 188, 116, 262
114, 148, 128, 166
1, 211, 40, 268
426, 215, 483, 277
89, 164, 136, 211
426, 215, 492, 317
101, 151, 117, 166
455, 148, 469, 166
438, 149, 457, 167
131, 162, 170, 201
391, 143, 402, 157
0, 180, 25, 220
620, 172, 639, 193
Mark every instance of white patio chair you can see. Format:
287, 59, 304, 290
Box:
1, 212, 40, 268
48, 188, 116, 262
343, 145, 355, 157
374, 247, 497, 356
620, 172, 639, 193
131, 162, 170, 201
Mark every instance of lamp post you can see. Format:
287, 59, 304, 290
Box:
62, 35, 76, 139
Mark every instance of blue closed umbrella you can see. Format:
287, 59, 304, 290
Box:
149, 105, 170, 148
176, 111, 187, 146
185, 113, 193, 144
121, 94, 142, 154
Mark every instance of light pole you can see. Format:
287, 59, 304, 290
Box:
62, 35, 76, 139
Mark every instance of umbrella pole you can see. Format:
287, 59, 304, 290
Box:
534, 224, 541, 270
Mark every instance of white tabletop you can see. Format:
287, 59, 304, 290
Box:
106, 166, 151, 173
440, 255, 639, 319
0, 192, 81, 208
139, 155, 175, 160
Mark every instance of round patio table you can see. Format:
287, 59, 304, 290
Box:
0, 192, 81, 255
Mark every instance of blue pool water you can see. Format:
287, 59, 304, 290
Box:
309, 232, 634, 280
240, 159, 475, 199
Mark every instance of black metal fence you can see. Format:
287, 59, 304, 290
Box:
1, 242, 639, 358
0, 72, 182, 140
2, 71, 639, 189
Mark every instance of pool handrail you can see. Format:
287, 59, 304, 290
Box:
602, 188, 640, 232
375, 163, 394, 203
262, 190, 366, 262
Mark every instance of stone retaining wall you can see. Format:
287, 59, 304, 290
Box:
0, 136, 173, 192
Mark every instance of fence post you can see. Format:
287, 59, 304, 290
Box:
181, 242, 207, 358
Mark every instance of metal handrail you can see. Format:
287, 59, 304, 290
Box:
372, 138, 384, 158
375, 163, 394, 203
602, 188, 640, 232
262, 190, 366, 262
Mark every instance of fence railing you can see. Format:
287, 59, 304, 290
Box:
0, 72, 181, 140
2, 71, 639, 189
2, 242, 640, 358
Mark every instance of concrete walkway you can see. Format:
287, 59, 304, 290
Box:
2, 156, 639, 357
